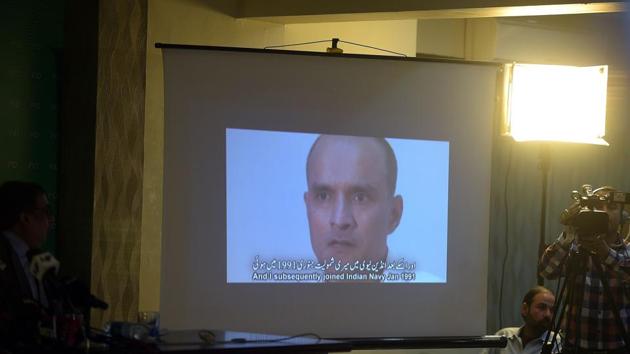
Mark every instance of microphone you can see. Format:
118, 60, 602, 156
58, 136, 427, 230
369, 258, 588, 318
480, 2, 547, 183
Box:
63, 277, 109, 310
27, 248, 68, 313
27, 249, 60, 282
26, 250, 108, 310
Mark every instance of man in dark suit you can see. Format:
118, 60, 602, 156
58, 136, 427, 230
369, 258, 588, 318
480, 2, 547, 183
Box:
0, 181, 54, 348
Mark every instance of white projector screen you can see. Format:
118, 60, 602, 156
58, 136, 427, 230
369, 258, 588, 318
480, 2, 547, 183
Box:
160, 45, 497, 338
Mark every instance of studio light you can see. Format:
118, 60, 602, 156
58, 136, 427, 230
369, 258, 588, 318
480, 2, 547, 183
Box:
503, 63, 609, 145
500, 62, 609, 285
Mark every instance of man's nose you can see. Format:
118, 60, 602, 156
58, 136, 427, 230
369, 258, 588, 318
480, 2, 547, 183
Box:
330, 197, 355, 230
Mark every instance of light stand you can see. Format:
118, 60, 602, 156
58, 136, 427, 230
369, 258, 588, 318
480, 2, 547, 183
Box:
500, 63, 609, 285
537, 143, 551, 285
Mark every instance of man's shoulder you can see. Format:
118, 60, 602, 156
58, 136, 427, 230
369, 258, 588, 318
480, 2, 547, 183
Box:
494, 327, 520, 338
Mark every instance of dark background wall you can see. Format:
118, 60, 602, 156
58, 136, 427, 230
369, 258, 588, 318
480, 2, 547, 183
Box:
56, 0, 98, 286
0, 0, 64, 252
0, 0, 99, 289
1, 0, 144, 325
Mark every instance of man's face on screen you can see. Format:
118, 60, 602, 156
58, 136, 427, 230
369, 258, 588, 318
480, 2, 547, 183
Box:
304, 135, 403, 267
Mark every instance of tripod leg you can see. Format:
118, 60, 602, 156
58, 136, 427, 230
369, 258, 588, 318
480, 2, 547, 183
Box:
543, 272, 569, 354
546, 250, 585, 354
565, 264, 585, 354
572, 262, 587, 354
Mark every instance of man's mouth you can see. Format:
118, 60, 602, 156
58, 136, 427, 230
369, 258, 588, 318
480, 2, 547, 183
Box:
327, 240, 355, 249
540, 319, 552, 329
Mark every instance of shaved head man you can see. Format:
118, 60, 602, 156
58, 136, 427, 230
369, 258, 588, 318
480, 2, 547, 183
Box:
304, 134, 403, 274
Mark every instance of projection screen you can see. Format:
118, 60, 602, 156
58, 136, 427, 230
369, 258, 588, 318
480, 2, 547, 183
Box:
160, 45, 498, 338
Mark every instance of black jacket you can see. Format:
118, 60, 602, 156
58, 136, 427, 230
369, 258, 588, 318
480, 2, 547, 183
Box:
0, 232, 42, 348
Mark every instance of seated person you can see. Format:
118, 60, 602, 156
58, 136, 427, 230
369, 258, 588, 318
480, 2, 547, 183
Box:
481, 286, 559, 354
0, 181, 54, 347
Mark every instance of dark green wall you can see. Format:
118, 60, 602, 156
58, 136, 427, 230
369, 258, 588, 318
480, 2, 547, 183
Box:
0, 0, 64, 251
0, 0, 98, 286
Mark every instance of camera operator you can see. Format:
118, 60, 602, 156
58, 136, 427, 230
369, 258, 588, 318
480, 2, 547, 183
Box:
540, 186, 630, 353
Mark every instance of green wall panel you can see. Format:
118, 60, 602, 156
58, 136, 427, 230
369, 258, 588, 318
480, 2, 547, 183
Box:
0, 0, 64, 251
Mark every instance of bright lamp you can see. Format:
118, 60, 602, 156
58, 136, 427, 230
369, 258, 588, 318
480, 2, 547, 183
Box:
503, 63, 609, 145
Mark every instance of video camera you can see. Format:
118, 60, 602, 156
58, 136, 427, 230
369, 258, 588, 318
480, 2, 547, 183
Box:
564, 184, 630, 239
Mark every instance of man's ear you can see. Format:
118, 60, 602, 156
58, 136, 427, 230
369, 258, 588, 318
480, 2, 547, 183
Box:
520, 302, 528, 318
388, 195, 403, 233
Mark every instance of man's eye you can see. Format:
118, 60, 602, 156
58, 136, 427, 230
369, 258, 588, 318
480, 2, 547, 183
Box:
537, 304, 549, 311
353, 192, 368, 202
315, 192, 329, 201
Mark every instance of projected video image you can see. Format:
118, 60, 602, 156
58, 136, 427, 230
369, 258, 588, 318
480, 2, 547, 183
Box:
226, 128, 449, 283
